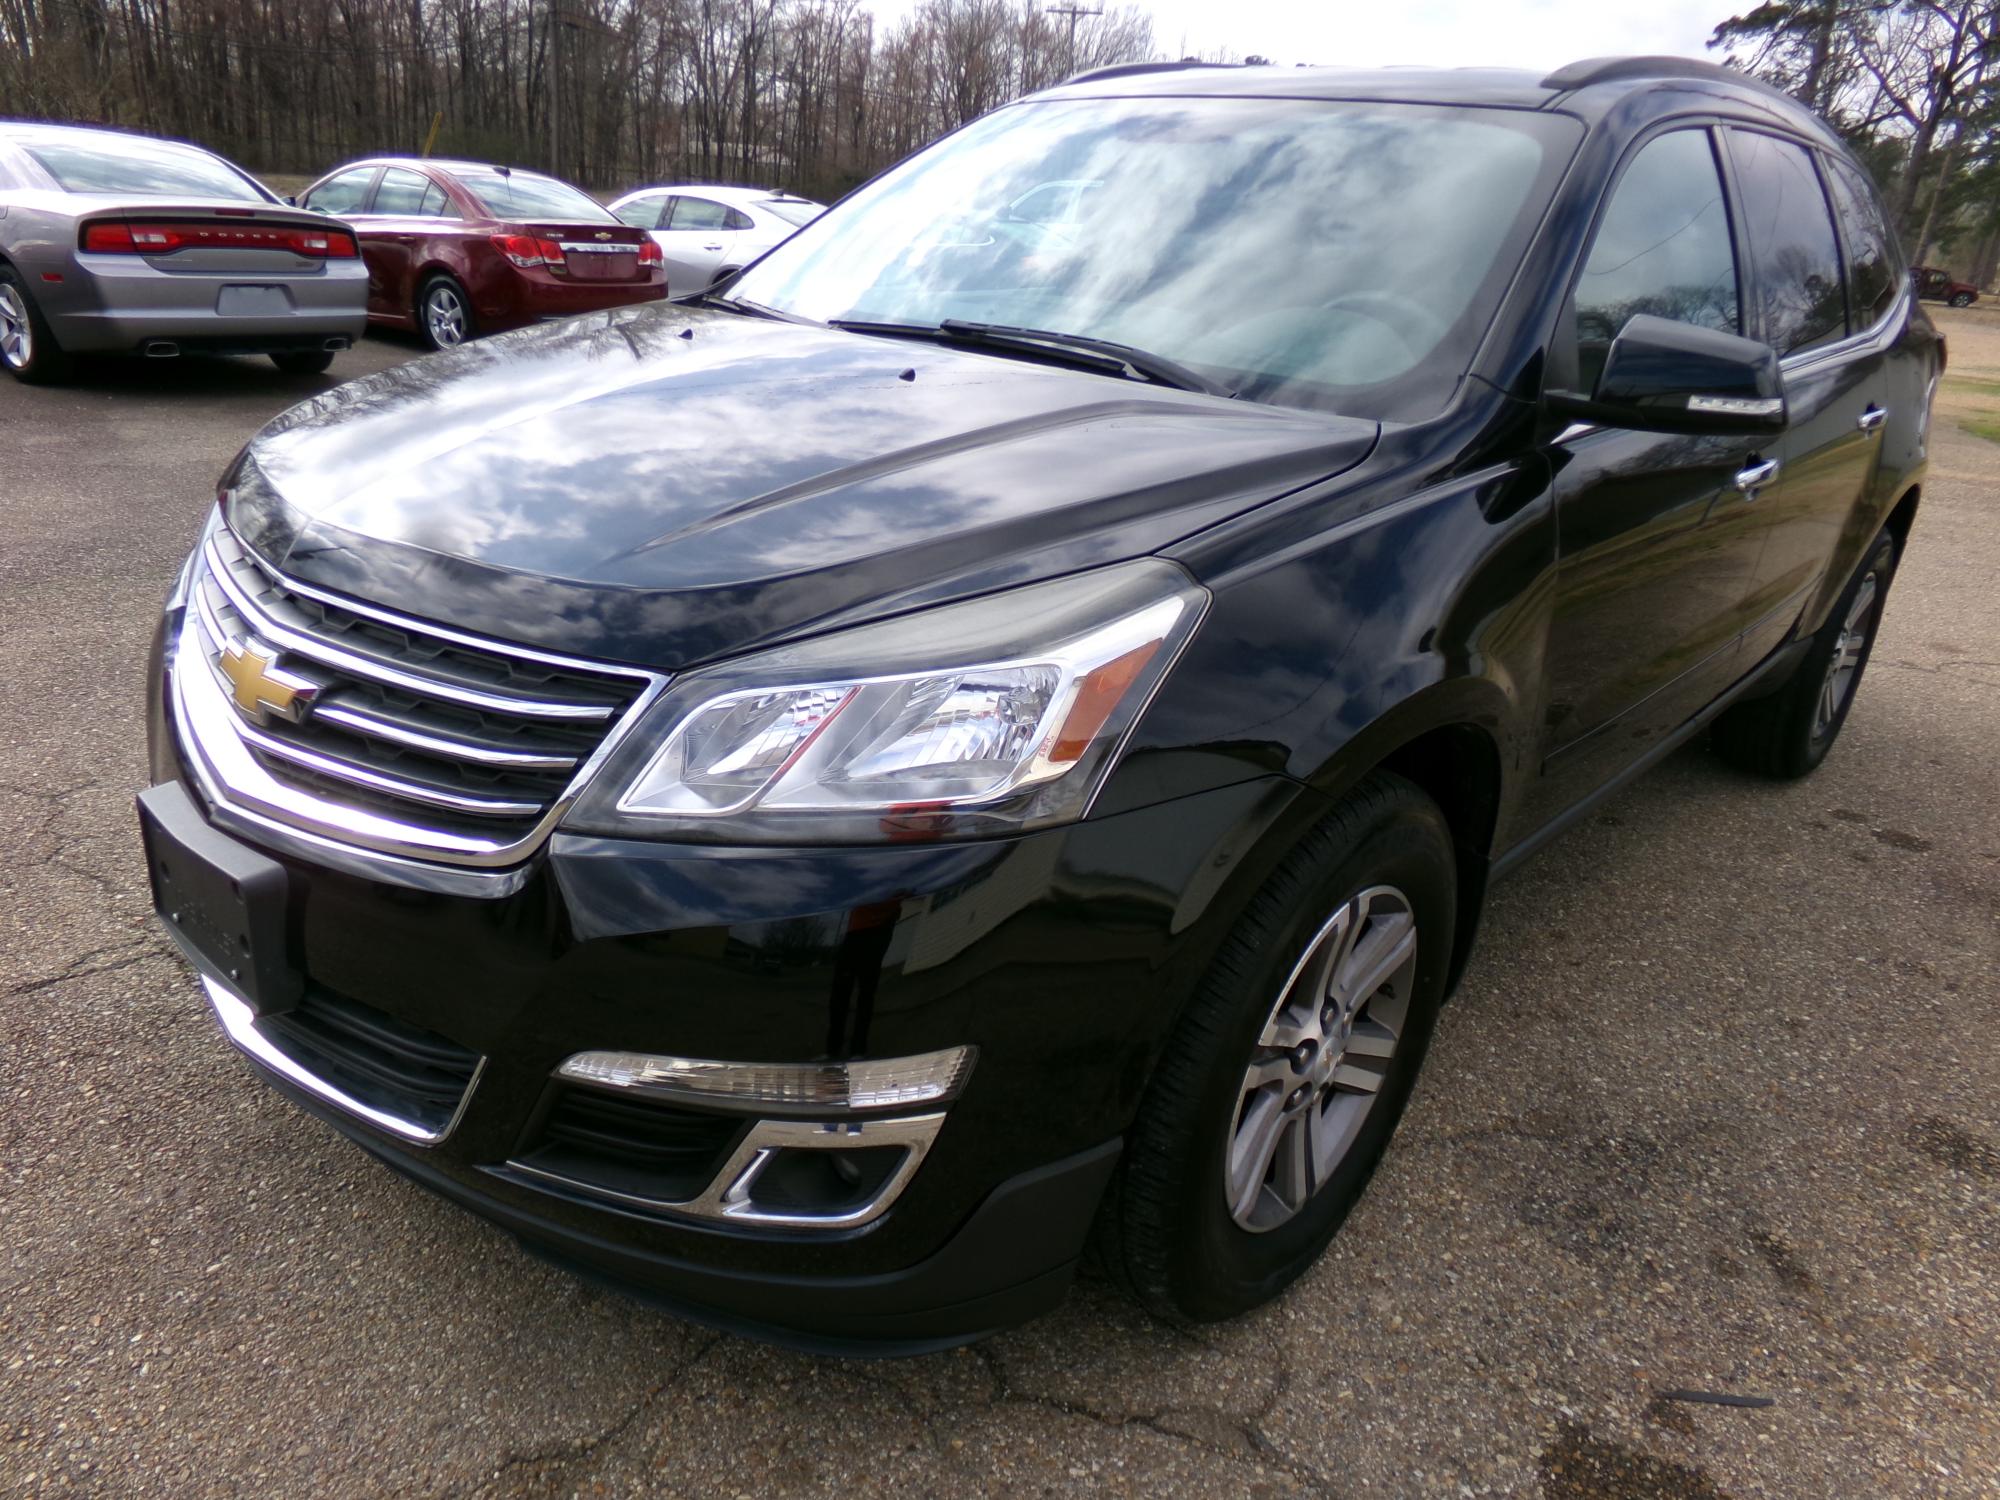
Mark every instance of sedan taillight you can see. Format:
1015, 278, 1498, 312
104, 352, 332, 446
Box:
492, 233, 566, 270
637, 238, 663, 268
81, 221, 356, 257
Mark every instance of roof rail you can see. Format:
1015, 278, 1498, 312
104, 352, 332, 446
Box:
1540, 54, 1780, 96
1061, 59, 1230, 86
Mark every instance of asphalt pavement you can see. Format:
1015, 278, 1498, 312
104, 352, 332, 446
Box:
1, 316, 1995, 1498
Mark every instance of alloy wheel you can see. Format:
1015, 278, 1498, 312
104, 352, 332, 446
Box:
0, 284, 32, 370
1814, 569, 1878, 740
424, 284, 467, 347
1225, 885, 1419, 1233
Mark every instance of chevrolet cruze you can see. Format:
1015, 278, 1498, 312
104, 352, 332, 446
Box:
141, 57, 1937, 1351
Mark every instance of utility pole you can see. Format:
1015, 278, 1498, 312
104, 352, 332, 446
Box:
1046, 5, 1101, 75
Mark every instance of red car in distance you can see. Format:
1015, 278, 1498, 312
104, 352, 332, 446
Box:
296, 157, 668, 348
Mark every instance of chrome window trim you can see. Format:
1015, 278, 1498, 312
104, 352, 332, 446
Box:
504, 1111, 947, 1231
199, 974, 483, 1146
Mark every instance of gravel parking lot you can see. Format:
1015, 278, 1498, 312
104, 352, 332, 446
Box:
2, 313, 1996, 1499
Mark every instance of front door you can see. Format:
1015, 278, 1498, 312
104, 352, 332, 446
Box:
1533, 127, 1775, 818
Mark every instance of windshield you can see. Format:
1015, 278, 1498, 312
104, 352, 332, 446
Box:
733, 98, 1578, 419
449, 168, 614, 223
761, 198, 824, 227
24, 137, 270, 202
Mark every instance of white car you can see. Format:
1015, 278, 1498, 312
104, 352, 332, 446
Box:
606, 185, 824, 298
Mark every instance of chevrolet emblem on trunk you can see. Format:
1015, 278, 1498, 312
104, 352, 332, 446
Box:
595, 231, 612, 241
219, 639, 318, 724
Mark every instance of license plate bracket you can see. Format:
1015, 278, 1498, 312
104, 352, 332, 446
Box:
215, 284, 295, 317
138, 782, 300, 1014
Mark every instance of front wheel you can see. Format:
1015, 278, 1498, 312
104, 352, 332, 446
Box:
1712, 530, 1896, 779
0, 267, 74, 384
1949, 291, 1975, 308
1097, 772, 1457, 1323
416, 274, 474, 350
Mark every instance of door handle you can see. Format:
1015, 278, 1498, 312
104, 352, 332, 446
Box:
1733, 456, 1780, 495
703, 242, 724, 251
1857, 405, 1888, 432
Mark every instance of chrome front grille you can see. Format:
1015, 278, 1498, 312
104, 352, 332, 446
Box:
174, 524, 666, 870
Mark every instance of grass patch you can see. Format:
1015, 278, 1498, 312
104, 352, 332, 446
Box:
1958, 413, 2000, 444
1942, 373, 2000, 396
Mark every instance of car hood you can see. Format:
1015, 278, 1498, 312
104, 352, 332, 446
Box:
232, 306, 1377, 669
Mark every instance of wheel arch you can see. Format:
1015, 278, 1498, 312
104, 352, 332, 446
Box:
1294, 679, 1515, 998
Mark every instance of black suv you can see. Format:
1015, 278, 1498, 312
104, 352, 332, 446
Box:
141, 57, 1936, 1351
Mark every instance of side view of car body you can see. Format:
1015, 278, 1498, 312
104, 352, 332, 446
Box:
0, 122, 367, 382
1911, 264, 1979, 306
606, 183, 824, 297
299, 158, 668, 348
142, 57, 1937, 1352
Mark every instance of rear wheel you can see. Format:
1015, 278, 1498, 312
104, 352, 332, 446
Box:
417, 274, 473, 350
1097, 772, 1457, 1323
1712, 530, 1896, 779
0, 267, 74, 385
270, 350, 335, 376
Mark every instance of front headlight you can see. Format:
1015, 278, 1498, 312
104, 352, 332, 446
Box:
563, 559, 1206, 843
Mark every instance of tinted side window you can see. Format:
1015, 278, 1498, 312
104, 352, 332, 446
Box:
1825, 156, 1898, 328
614, 197, 666, 229
1729, 130, 1847, 354
1575, 130, 1740, 390
418, 181, 458, 219
671, 196, 730, 231
372, 168, 430, 216
307, 167, 377, 216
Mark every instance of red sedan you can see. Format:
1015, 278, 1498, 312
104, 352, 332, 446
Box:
296, 157, 668, 348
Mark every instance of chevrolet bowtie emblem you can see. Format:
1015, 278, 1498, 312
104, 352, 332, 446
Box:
219, 639, 318, 724
595, 231, 612, 241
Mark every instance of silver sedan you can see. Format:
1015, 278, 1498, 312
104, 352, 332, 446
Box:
0, 123, 368, 384
606, 184, 823, 299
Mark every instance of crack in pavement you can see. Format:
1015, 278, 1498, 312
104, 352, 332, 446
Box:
435, 1334, 724, 1499
968, 1343, 1336, 1492
4, 939, 159, 997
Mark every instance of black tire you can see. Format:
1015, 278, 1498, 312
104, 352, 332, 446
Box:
416, 273, 474, 351
1949, 291, 1974, 308
1096, 771, 1457, 1323
1712, 529, 1897, 779
0, 265, 75, 385
270, 350, 335, 376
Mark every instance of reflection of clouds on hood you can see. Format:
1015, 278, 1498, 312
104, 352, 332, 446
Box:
246, 306, 1366, 586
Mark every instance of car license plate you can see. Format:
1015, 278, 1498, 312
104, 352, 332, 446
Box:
137, 783, 300, 1014
215, 284, 295, 316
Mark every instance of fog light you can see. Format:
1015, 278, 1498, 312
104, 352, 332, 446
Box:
556, 1045, 975, 1114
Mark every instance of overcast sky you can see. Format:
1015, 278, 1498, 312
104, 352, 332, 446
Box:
868, 0, 1731, 71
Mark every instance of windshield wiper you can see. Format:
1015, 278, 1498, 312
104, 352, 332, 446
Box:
691, 291, 797, 321
830, 318, 1234, 399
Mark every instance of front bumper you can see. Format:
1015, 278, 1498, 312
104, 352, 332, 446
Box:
145, 610, 1304, 1346
50, 255, 369, 354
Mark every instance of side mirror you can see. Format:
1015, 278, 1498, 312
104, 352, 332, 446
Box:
1548, 313, 1787, 435
283, 194, 298, 206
